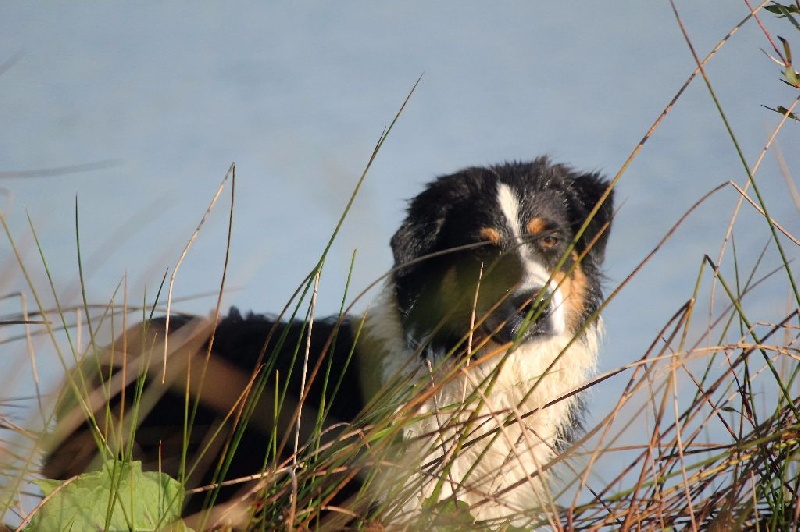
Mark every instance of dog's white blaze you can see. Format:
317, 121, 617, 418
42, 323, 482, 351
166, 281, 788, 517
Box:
497, 183, 522, 239
498, 182, 565, 334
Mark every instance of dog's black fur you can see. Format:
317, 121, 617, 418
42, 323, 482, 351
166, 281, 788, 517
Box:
391, 159, 612, 356
43, 157, 613, 527
43, 310, 367, 522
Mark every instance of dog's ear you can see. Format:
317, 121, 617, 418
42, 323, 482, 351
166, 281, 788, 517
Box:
391, 219, 428, 271
390, 189, 449, 271
567, 172, 614, 266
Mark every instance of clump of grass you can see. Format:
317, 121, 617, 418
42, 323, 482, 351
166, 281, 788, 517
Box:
0, 80, 423, 530
556, 3, 800, 530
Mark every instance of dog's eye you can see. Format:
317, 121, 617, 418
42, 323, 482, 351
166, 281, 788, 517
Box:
540, 234, 560, 249
474, 241, 499, 259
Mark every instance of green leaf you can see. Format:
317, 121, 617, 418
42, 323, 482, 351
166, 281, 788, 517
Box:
785, 66, 800, 86
765, 3, 800, 16
31, 460, 190, 531
762, 104, 800, 120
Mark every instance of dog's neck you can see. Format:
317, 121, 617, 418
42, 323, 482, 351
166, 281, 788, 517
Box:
354, 282, 602, 525
354, 283, 409, 403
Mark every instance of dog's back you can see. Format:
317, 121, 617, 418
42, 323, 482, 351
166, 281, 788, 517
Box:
43, 309, 369, 521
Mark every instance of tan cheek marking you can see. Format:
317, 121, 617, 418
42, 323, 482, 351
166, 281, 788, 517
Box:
479, 227, 501, 245
441, 263, 487, 336
442, 266, 459, 300
441, 264, 476, 313
527, 217, 547, 236
552, 253, 588, 331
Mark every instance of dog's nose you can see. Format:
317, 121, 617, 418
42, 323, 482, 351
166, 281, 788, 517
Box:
508, 289, 551, 319
483, 287, 553, 344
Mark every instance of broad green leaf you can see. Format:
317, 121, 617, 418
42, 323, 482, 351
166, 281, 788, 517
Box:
31, 460, 190, 531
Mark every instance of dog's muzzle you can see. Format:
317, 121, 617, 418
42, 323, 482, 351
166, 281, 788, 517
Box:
484, 281, 566, 344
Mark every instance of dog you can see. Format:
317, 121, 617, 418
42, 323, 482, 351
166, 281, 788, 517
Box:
42, 157, 613, 528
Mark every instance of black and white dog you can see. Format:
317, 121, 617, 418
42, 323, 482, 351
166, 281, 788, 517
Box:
43, 157, 613, 527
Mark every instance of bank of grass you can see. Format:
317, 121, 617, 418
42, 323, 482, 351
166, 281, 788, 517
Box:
556, 4, 800, 529
561, 223, 800, 530
1, 3, 799, 530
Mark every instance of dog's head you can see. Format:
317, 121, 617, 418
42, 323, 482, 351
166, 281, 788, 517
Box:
390, 157, 614, 361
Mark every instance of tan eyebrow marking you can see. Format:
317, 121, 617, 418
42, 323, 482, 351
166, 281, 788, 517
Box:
479, 227, 502, 244
527, 217, 548, 236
